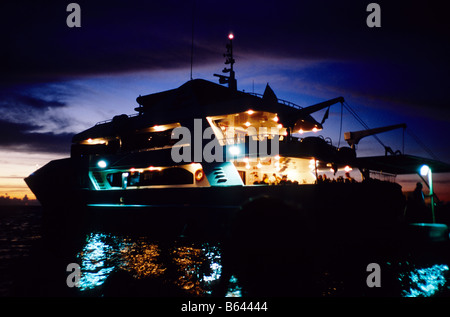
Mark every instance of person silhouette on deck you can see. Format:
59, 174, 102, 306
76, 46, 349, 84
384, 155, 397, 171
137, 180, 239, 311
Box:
407, 182, 429, 222
412, 182, 426, 207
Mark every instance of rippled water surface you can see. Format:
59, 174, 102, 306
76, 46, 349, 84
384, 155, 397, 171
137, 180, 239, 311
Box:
1, 206, 450, 297
76, 231, 225, 296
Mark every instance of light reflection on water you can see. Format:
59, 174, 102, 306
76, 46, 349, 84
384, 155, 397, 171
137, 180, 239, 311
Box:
3, 207, 450, 297
74, 231, 450, 297
224, 275, 242, 297
76, 232, 226, 296
400, 264, 450, 297
77, 233, 132, 291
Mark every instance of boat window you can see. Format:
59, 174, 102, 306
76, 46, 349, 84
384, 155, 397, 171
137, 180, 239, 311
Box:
206, 111, 285, 146
121, 130, 177, 151
106, 173, 122, 187
106, 168, 194, 187
140, 168, 193, 185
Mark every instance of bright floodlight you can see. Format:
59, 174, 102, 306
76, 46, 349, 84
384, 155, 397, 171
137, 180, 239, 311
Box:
229, 145, 240, 155
420, 164, 430, 176
419, 164, 435, 223
97, 160, 107, 168
228, 33, 234, 40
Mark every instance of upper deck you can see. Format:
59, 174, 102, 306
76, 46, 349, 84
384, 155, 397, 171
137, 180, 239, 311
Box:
71, 79, 337, 158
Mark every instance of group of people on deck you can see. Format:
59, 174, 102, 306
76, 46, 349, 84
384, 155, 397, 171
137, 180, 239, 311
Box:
252, 172, 357, 185
253, 174, 299, 185
316, 172, 356, 184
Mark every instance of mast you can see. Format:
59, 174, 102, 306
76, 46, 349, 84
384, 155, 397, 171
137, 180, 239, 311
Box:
214, 33, 237, 91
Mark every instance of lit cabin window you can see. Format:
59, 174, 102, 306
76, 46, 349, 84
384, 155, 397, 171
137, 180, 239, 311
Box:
106, 167, 193, 187
206, 110, 283, 146
81, 138, 107, 145
120, 122, 182, 151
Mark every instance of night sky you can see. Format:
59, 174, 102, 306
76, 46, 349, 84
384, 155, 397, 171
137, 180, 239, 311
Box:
1, 0, 449, 201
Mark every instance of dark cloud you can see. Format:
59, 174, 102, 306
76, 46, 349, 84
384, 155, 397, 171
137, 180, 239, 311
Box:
0, 1, 197, 82
0, 86, 73, 154
2, 1, 449, 81
1, 0, 448, 120
2, 92, 67, 110
0, 86, 72, 140
0, 119, 73, 154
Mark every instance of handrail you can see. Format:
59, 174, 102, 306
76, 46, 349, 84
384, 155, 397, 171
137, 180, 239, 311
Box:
95, 112, 141, 125
247, 92, 303, 110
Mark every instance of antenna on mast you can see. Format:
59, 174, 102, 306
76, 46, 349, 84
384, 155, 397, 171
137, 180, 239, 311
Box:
214, 33, 237, 90
190, 0, 196, 80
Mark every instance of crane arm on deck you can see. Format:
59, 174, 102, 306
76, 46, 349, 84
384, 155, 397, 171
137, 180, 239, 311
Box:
344, 123, 407, 150
298, 97, 345, 116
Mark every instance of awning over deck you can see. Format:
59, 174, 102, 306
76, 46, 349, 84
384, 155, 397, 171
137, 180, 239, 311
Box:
355, 154, 450, 175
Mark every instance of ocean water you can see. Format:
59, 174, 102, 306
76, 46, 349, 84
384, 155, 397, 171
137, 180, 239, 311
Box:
1, 205, 450, 298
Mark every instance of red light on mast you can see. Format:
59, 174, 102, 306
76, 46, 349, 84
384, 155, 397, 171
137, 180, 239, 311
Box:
228, 33, 234, 40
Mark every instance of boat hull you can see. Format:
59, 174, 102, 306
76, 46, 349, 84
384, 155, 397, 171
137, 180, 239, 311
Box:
26, 159, 406, 241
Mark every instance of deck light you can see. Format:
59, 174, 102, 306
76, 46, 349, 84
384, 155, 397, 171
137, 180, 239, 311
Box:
153, 125, 165, 132
97, 160, 107, 168
419, 164, 435, 223
229, 145, 240, 155
195, 169, 204, 181
420, 164, 430, 176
